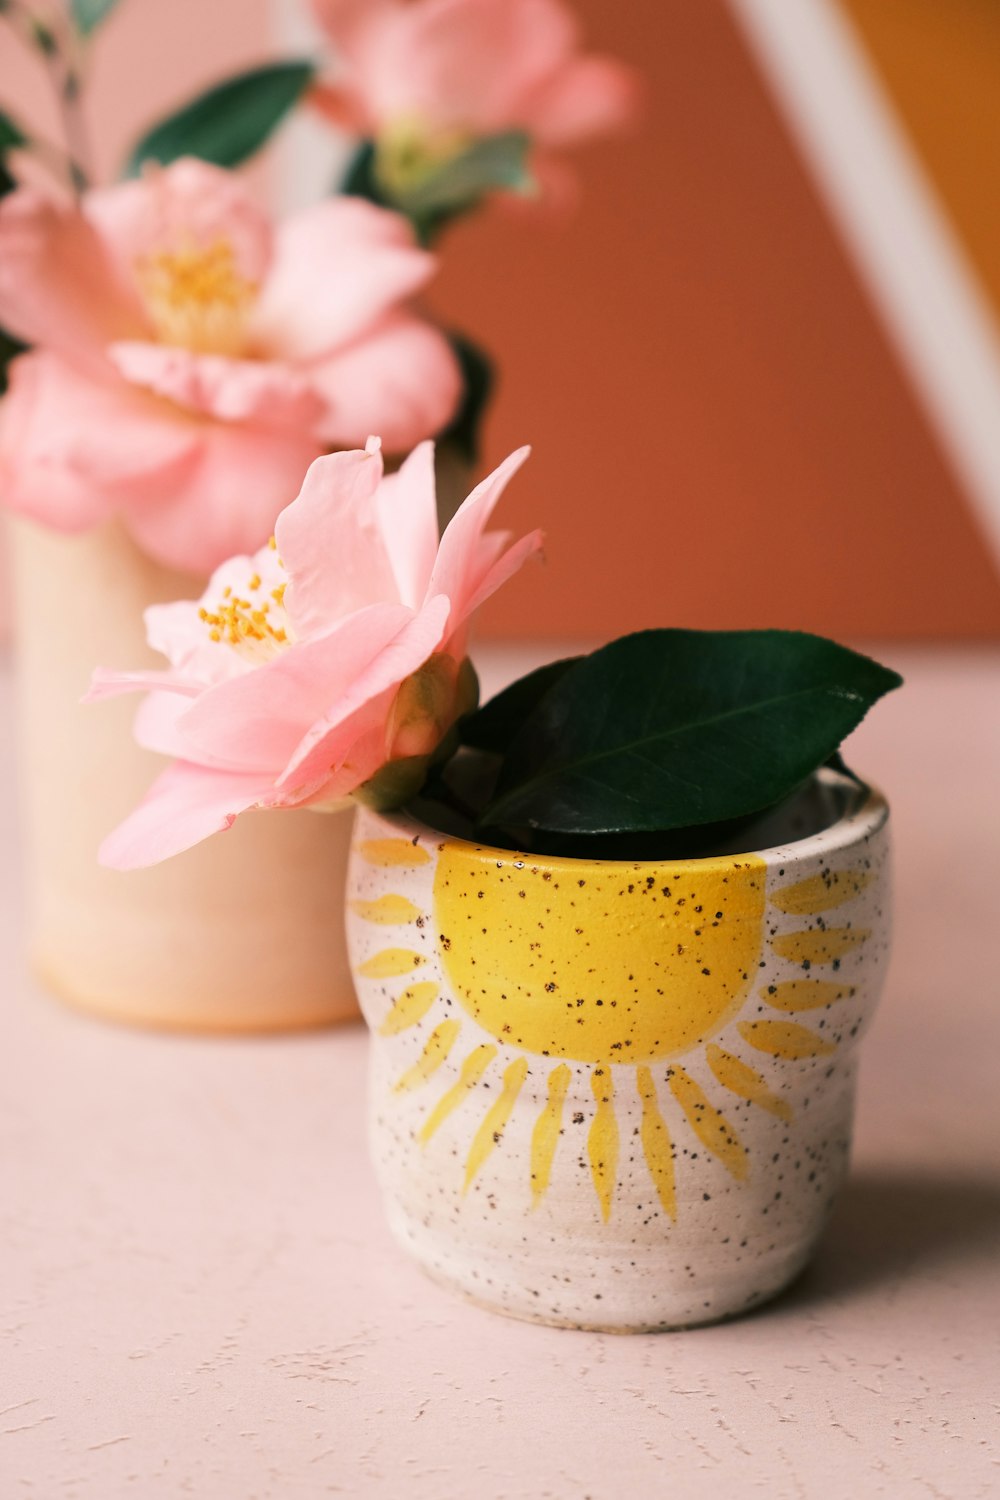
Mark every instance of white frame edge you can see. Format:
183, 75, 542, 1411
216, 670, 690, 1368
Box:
727, 0, 1000, 572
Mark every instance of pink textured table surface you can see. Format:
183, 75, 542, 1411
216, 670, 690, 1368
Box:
2, 644, 999, 1500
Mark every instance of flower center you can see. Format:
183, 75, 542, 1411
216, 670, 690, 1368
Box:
375, 116, 471, 201
199, 546, 292, 664
136, 235, 258, 355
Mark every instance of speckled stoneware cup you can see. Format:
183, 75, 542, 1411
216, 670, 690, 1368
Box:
346, 772, 890, 1332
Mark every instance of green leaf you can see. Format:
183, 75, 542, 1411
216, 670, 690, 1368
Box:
0, 108, 26, 155
435, 332, 495, 466
124, 60, 316, 176
0, 325, 26, 395
70, 0, 120, 36
481, 629, 902, 836
461, 656, 581, 755
340, 140, 388, 207
344, 130, 533, 244
388, 130, 533, 216
0, 110, 24, 200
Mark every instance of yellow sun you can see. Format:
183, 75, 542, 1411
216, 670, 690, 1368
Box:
350, 834, 874, 1224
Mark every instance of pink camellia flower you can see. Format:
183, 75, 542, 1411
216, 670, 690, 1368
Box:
310, 0, 638, 210
85, 437, 541, 869
0, 158, 461, 572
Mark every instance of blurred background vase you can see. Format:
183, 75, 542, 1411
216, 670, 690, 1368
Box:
11, 517, 359, 1032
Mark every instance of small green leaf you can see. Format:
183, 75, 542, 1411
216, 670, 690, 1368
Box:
0, 326, 26, 395
340, 140, 387, 207
436, 333, 495, 466
481, 629, 902, 836
461, 656, 581, 755
0, 108, 25, 154
71, 0, 120, 36
124, 60, 316, 176
0, 111, 24, 199
345, 130, 534, 243
386, 130, 533, 217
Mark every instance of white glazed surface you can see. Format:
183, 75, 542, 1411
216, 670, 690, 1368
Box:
347, 780, 891, 1330
12, 518, 358, 1032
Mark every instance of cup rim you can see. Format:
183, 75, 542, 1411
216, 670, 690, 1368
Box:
363, 769, 889, 875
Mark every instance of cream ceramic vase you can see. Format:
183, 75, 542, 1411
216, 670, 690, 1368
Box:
11, 518, 358, 1032
346, 772, 890, 1331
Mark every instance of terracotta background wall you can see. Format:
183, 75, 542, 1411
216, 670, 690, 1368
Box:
458, 0, 1000, 639
1, 0, 999, 641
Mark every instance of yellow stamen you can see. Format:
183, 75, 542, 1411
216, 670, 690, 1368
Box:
135, 235, 257, 355
201, 559, 292, 663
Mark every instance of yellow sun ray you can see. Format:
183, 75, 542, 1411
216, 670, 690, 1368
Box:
350, 893, 422, 924
771, 869, 872, 916
588, 1068, 620, 1222
378, 982, 440, 1036
636, 1066, 677, 1220
419, 1044, 497, 1145
464, 1057, 529, 1192
357, 838, 431, 868
738, 1019, 836, 1060
530, 1063, 572, 1208
762, 980, 855, 1012
706, 1043, 793, 1123
770, 927, 870, 965
668, 1066, 749, 1181
359, 947, 428, 979
393, 1019, 460, 1091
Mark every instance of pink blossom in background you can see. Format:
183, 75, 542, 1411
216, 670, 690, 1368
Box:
0, 159, 461, 573
311, 0, 638, 199
86, 437, 542, 868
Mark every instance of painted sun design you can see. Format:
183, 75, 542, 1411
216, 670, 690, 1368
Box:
349, 832, 876, 1224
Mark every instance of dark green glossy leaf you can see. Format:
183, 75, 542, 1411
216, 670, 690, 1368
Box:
340, 140, 387, 207
461, 656, 581, 755
435, 332, 495, 466
0, 326, 26, 395
481, 629, 902, 835
71, 0, 120, 35
0, 108, 26, 155
124, 60, 315, 176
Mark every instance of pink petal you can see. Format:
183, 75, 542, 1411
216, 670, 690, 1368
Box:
132, 689, 270, 773
459, 526, 545, 621
307, 79, 371, 134
334, 0, 578, 134
427, 444, 532, 627
251, 198, 435, 361
109, 341, 326, 429
0, 188, 146, 370
84, 667, 202, 703
174, 602, 416, 772
374, 439, 439, 610
123, 418, 325, 575
0, 352, 197, 535
310, 0, 410, 127
310, 312, 462, 452
277, 593, 451, 792
85, 159, 273, 295
275, 445, 395, 638
518, 54, 641, 146
98, 759, 277, 871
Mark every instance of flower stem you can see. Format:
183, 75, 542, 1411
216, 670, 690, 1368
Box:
1, 0, 94, 194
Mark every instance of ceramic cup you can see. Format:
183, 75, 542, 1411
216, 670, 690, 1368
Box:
346, 771, 890, 1331
11, 517, 359, 1033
